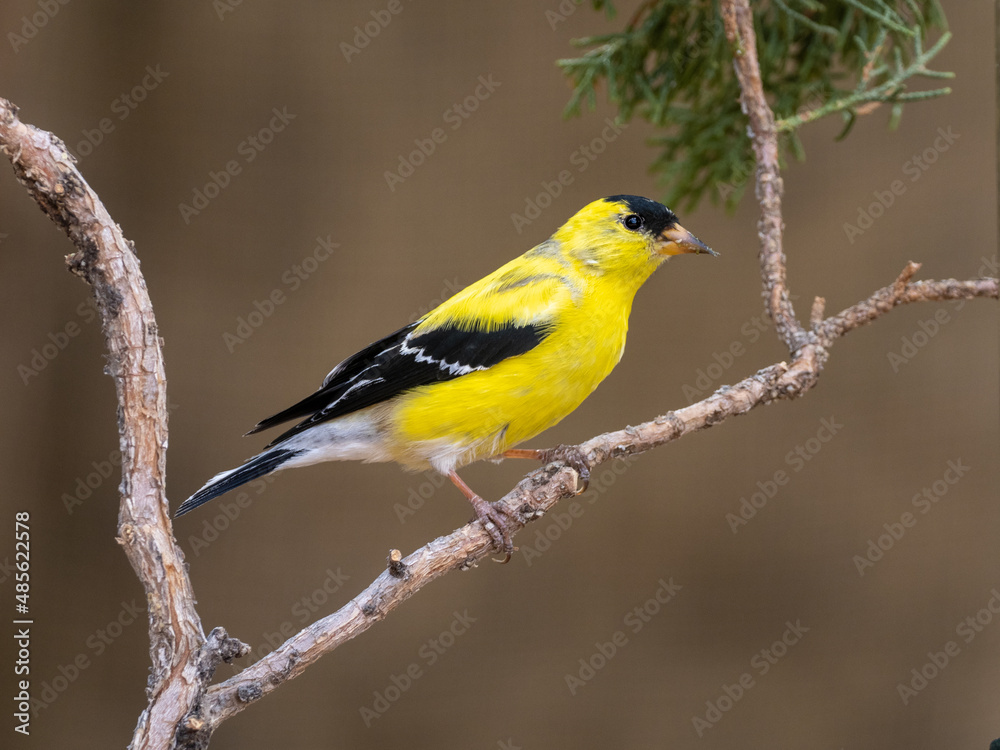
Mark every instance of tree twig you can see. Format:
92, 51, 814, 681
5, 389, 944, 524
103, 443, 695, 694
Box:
817, 263, 997, 343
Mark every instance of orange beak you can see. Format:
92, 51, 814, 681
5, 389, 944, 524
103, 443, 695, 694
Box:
656, 223, 717, 257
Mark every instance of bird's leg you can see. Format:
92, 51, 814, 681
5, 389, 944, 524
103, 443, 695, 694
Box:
502, 445, 591, 494
447, 470, 516, 563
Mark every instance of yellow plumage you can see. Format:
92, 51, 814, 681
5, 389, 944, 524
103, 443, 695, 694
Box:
179, 195, 714, 553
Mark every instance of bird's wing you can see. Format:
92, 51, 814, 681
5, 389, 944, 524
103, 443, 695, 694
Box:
247, 270, 574, 447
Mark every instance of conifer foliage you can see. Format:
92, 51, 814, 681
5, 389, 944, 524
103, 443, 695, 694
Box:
559, 0, 952, 211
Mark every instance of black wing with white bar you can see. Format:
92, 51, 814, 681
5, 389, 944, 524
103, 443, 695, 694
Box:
248, 319, 549, 447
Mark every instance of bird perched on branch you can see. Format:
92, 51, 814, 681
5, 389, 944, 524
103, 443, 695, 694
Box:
177, 195, 714, 557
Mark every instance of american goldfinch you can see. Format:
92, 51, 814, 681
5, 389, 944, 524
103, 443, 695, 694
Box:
177, 195, 714, 555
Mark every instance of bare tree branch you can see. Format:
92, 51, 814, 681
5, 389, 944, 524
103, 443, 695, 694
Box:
816, 262, 997, 342
1, 3, 995, 740
198, 268, 997, 731
0, 98, 248, 750
720, 0, 806, 354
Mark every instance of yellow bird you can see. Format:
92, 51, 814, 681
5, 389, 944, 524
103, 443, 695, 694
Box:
177, 195, 714, 555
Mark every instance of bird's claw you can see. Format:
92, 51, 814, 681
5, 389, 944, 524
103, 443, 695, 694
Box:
540, 444, 591, 495
469, 496, 517, 563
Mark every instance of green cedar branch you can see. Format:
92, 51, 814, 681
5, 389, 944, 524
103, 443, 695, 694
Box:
559, 0, 953, 212
775, 29, 953, 132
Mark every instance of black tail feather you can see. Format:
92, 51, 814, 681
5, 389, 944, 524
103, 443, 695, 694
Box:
175, 448, 301, 516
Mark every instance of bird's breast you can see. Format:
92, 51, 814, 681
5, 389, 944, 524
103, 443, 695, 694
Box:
388, 291, 632, 474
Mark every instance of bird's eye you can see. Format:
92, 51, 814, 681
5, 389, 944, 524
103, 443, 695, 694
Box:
623, 214, 644, 231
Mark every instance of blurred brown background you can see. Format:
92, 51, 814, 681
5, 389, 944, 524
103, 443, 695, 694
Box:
1, 2, 997, 748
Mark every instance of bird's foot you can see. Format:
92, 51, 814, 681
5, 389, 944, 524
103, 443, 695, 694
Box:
503, 445, 591, 495
466, 493, 517, 563
447, 470, 517, 563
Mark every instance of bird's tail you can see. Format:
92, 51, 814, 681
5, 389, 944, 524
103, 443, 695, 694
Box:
175, 447, 302, 516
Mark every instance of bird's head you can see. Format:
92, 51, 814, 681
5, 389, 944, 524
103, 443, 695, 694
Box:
552, 195, 716, 283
